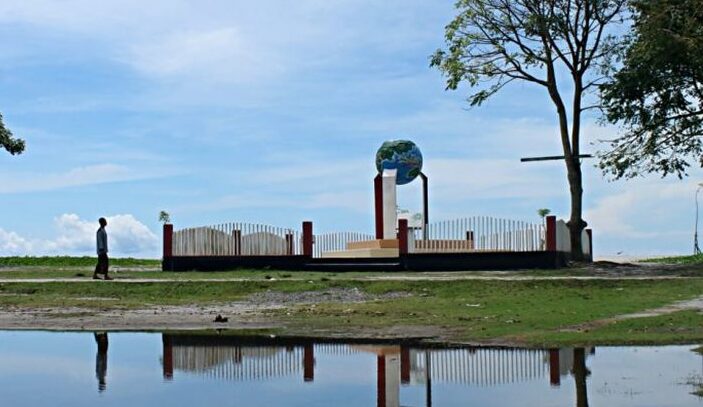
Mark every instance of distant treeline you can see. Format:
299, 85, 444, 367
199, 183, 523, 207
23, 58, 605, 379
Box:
0, 256, 160, 267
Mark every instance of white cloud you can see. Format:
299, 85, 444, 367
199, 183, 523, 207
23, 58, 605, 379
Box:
586, 180, 695, 239
0, 229, 33, 255
0, 164, 171, 194
0, 214, 159, 257
125, 27, 284, 84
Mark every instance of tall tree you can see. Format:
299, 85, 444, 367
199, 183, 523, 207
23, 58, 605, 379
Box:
599, 0, 703, 179
0, 112, 24, 155
431, 0, 625, 260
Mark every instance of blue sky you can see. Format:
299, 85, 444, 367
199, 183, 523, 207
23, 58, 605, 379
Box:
0, 0, 700, 258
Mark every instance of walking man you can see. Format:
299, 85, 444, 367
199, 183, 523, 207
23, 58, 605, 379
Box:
93, 217, 112, 280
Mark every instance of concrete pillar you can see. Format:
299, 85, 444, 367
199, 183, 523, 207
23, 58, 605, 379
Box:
304, 344, 314, 382
162, 335, 173, 380
382, 169, 398, 240
375, 175, 384, 240
546, 216, 557, 252
163, 224, 173, 258
398, 219, 408, 255
400, 347, 410, 384
302, 221, 313, 257
549, 348, 560, 386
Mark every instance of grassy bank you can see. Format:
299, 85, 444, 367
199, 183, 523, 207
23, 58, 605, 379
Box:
0, 256, 160, 267
0, 277, 701, 346
642, 254, 703, 265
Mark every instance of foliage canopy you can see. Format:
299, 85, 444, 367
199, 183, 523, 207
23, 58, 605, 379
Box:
0, 113, 24, 155
599, 0, 703, 178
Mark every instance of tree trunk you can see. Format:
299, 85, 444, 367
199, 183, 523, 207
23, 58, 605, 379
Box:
546, 58, 588, 262
573, 348, 589, 407
567, 160, 587, 261
568, 76, 587, 262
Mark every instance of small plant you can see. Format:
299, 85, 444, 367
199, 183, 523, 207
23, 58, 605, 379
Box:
537, 208, 551, 221
537, 208, 551, 250
158, 210, 171, 224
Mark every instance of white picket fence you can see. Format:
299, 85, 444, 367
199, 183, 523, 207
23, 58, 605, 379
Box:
412, 217, 545, 253
171, 217, 547, 257
173, 223, 302, 256
312, 232, 375, 258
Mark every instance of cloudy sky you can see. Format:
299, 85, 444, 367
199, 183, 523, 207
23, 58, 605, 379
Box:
0, 0, 699, 258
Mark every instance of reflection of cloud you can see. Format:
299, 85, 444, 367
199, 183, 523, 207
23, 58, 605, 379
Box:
0, 214, 158, 257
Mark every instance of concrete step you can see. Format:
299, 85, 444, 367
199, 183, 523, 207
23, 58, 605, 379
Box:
304, 262, 403, 272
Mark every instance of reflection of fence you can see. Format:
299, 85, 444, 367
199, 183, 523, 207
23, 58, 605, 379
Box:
171, 345, 304, 381
313, 232, 376, 258
412, 348, 549, 386
165, 341, 550, 386
413, 217, 544, 253
172, 223, 302, 256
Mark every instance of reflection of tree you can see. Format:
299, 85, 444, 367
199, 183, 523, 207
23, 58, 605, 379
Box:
573, 348, 589, 407
94, 332, 108, 393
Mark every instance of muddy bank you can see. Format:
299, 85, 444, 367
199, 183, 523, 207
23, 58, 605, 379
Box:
0, 288, 432, 339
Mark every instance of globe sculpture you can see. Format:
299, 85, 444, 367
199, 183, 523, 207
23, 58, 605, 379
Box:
375, 140, 423, 185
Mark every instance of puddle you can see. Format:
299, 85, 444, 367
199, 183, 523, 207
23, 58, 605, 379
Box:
0, 331, 701, 406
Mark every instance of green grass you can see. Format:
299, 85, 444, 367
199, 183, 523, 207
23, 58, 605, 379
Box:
255, 278, 703, 345
0, 269, 702, 345
641, 254, 703, 265
0, 256, 160, 267
519, 310, 703, 346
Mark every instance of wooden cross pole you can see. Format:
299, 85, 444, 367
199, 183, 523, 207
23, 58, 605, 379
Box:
520, 154, 593, 162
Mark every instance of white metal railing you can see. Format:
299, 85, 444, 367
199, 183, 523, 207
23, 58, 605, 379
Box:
412, 217, 545, 253
313, 232, 375, 258
173, 222, 302, 256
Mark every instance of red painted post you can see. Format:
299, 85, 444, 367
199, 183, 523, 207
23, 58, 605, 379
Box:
546, 216, 557, 252
586, 229, 593, 260
302, 221, 313, 257
400, 346, 410, 384
397, 219, 408, 255
374, 175, 384, 240
377, 355, 386, 407
304, 344, 315, 382
162, 335, 173, 380
163, 224, 173, 258
549, 348, 560, 386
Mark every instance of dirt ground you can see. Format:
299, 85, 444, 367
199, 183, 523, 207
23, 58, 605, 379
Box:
0, 288, 427, 337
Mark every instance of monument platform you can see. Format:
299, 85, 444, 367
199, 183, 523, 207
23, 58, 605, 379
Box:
320, 239, 399, 258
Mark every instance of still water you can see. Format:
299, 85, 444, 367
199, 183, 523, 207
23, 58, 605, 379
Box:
0, 331, 701, 406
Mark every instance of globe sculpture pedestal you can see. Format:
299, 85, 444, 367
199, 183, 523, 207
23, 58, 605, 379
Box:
320, 140, 427, 259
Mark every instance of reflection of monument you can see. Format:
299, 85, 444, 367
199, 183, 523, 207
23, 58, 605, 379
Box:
159, 335, 594, 407
322, 140, 428, 258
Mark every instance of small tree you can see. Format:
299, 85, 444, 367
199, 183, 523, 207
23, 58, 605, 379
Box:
537, 208, 551, 223
537, 208, 551, 249
432, 0, 626, 260
0, 113, 24, 155
158, 211, 171, 224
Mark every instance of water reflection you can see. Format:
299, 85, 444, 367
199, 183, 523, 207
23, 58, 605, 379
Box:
1, 331, 700, 406
93, 332, 108, 392
160, 334, 596, 407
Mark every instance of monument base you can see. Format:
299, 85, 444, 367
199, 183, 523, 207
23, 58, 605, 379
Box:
320, 239, 400, 258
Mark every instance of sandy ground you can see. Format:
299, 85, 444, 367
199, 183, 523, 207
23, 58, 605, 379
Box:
0, 288, 421, 336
